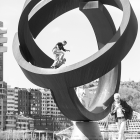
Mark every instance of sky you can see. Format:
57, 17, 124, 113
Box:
0, 0, 140, 89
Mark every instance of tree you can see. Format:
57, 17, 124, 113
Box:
119, 81, 140, 113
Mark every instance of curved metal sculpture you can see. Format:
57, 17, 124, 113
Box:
13, 0, 137, 122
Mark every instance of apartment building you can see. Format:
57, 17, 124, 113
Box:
6, 87, 34, 130
41, 89, 48, 116
46, 89, 61, 116
7, 88, 17, 114
5, 112, 16, 130
30, 89, 42, 116
14, 87, 19, 114
16, 88, 72, 131
29, 88, 72, 131
30, 89, 47, 130
18, 88, 31, 116
16, 112, 34, 130
47, 115, 72, 131
43, 89, 72, 131
6, 87, 17, 130
5, 87, 18, 130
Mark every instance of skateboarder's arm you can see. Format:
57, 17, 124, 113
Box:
64, 49, 70, 52
59, 46, 69, 52
61, 46, 70, 52
66, 49, 70, 52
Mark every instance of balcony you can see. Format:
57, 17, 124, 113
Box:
6, 119, 16, 122
6, 124, 16, 127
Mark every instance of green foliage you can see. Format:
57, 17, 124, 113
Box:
119, 81, 140, 113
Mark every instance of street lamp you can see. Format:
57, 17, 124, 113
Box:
33, 129, 37, 139
45, 128, 48, 140
53, 131, 55, 140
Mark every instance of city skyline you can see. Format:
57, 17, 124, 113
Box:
0, 0, 140, 88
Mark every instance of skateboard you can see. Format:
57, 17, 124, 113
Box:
51, 58, 66, 69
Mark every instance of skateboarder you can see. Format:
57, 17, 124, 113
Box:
51, 41, 70, 68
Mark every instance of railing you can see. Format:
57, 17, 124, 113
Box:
101, 131, 140, 140
55, 119, 140, 140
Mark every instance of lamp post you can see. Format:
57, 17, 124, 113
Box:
53, 131, 56, 140
53, 131, 54, 140
23, 131, 25, 140
45, 128, 48, 140
34, 129, 37, 140
39, 131, 41, 140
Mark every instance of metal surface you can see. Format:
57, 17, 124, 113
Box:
12, 0, 138, 121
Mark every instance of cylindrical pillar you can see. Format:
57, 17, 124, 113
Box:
71, 121, 103, 140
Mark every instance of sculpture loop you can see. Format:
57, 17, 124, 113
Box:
13, 0, 138, 121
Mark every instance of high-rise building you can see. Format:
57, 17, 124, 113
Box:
30, 89, 47, 130
30, 89, 42, 116
0, 21, 7, 130
0, 21, 7, 81
18, 88, 31, 116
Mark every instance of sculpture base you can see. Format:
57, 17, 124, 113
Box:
70, 121, 103, 140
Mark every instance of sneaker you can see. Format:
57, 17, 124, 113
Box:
51, 66, 55, 68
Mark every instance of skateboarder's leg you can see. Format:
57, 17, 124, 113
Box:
51, 53, 59, 68
59, 52, 64, 62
